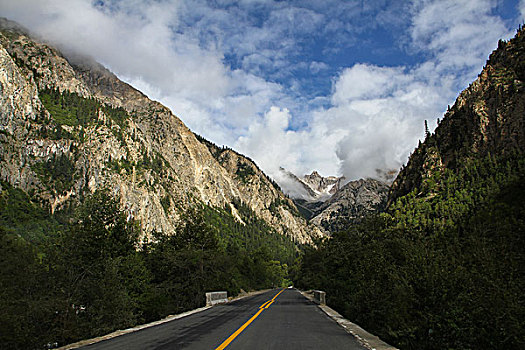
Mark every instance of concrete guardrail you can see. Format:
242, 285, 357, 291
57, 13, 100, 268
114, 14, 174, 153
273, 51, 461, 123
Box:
206, 291, 228, 306
313, 290, 326, 305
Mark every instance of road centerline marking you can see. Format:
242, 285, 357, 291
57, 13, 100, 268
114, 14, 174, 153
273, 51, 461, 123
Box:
259, 300, 271, 309
215, 289, 285, 350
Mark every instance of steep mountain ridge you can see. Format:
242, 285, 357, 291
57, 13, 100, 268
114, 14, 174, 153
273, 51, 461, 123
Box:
277, 167, 344, 201
0, 19, 320, 243
309, 178, 389, 232
299, 27, 525, 350
389, 28, 525, 205
278, 167, 389, 231
302, 170, 344, 198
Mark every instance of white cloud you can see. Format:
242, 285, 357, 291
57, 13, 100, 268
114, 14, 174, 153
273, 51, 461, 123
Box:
309, 61, 329, 74
410, 0, 513, 76
0, 0, 295, 143
186, 0, 517, 185
331, 64, 407, 103
0, 0, 233, 102
235, 106, 343, 178
236, 107, 299, 173
330, 69, 440, 180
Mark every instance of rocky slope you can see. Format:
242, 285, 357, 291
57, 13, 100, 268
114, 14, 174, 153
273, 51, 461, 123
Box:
389, 28, 525, 206
309, 178, 389, 232
0, 18, 321, 244
279, 167, 389, 231
277, 168, 344, 201
302, 170, 344, 198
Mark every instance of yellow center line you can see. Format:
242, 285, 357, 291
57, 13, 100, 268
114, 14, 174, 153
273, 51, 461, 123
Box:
215, 309, 264, 350
264, 300, 274, 309
271, 289, 285, 301
259, 300, 271, 309
215, 289, 285, 350
260, 288, 285, 309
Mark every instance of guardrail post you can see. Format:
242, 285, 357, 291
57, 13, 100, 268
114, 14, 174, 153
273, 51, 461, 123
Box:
313, 290, 326, 305
205, 291, 228, 306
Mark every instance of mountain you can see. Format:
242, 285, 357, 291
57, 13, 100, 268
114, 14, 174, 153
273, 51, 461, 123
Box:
389, 28, 525, 206
0, 18, 320, 244
309, 178, 389, 232
0, 19, 320, 348
277, 168, 344, 201
302, 170, 344, 198
278, 167, 389, 231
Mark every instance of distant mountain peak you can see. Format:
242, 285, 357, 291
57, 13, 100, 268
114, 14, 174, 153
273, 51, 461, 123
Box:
309, 177, 390, 232
277, 168, 344, 202
302, 170, 344, 198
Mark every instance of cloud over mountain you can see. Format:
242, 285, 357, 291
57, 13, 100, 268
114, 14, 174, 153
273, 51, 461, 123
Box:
0, 0, 520, 188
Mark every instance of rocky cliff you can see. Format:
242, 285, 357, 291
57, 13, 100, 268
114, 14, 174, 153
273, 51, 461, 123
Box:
309, 178, 389, 232
0, 18, 321, 244
302, 171, 344, 197
277, 168, 344, 201
389, 27, 525, 206
279, 167, 389, 231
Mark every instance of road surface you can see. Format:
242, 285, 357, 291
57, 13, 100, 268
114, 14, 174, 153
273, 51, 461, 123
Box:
81, 288, 366, 350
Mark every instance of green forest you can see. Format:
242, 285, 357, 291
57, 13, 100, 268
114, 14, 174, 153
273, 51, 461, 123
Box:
39, 88, 128, 128
37, 88, 128, 143
0, 186, 296, 349
297, 152, 525, 349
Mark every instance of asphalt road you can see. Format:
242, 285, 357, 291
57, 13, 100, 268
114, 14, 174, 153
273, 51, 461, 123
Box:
80, 288, 366, 350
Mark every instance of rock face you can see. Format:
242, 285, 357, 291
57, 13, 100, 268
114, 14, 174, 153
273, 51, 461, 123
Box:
280, 167, 389, 232
278, 167, 344, 201
309, 178, 389, 232
0, 19, 321, 244
388, 28, 525, 205
302, 171, 344, 197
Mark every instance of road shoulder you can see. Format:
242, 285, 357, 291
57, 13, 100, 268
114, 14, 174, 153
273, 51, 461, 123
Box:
299, 290, 398, 350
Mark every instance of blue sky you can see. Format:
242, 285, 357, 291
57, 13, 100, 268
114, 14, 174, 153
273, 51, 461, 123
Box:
1, 0, 523, 191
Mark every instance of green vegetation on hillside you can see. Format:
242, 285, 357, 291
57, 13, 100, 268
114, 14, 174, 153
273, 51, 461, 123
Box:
31, 153, 78, 195
0, 188, 298, 349
203, 199, 298, 267
39, 88, 128, 128
106, 149, 169, 179
235, 160, 256, 183
0, 181, 62, 243
297, 152, 525, 349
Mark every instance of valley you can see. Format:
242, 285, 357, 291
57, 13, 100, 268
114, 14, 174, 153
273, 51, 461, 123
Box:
1, 10, 524, 350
